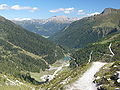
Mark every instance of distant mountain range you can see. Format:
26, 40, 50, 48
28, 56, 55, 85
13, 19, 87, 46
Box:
50, 8, 120, 48
12, 16, 79, 37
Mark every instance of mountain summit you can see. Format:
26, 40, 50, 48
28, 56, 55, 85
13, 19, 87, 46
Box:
46, 16, 74, 23
101, 8, 120, 15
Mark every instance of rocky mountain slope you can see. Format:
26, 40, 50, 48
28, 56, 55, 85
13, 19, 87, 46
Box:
12, 16, 77, 37
50, 8, 120, 48
94, 61, 120, 90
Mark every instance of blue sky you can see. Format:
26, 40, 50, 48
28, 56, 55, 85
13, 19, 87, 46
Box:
0, 0, 119, 19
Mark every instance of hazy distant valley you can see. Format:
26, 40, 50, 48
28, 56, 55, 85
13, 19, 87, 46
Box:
12, 16, 79, 38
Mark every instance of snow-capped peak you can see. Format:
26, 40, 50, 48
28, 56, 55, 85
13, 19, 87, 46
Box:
46, 16, 76, 23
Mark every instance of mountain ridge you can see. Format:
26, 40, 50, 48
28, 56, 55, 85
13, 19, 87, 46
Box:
50, 8, 120, 48
101, 8, 120, 15
12, 16, 79, 37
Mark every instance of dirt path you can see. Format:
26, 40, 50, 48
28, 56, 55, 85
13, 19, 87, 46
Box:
66, 62, 106, 90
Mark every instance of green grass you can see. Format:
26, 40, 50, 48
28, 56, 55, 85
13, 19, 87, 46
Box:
0, 86, 32, 90
30, 60, 69, 82
30, 69, 56, 82
95, 63, 113, 77
0, 73, 36, 90
39, 62, 92, 90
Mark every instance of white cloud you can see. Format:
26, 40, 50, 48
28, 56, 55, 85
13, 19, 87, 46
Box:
64, 11, 70, 14
77, 9, 100, 17
65, 8, 74, 11
0, 4, 38, 12
87, 12, 100, 16
0, 4, 9, 10
77, 10, 85, 15
11, 5, 38, 12
78, 10, 84, 13
49, 8, 74, 14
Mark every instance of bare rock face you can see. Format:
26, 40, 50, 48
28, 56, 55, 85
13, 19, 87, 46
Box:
101, 8, 120, 15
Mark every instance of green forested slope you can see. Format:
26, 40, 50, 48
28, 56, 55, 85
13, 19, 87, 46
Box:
0, 16, 64, 64
0, 16, 64, 84
0, 39, 48, 73
70, 32, 120, 68
51, 8, 120, 48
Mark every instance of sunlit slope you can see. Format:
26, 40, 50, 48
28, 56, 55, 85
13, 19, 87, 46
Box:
51, 8, 120, 48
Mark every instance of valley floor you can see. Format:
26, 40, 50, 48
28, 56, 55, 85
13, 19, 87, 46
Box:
66, 62, 106, 90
